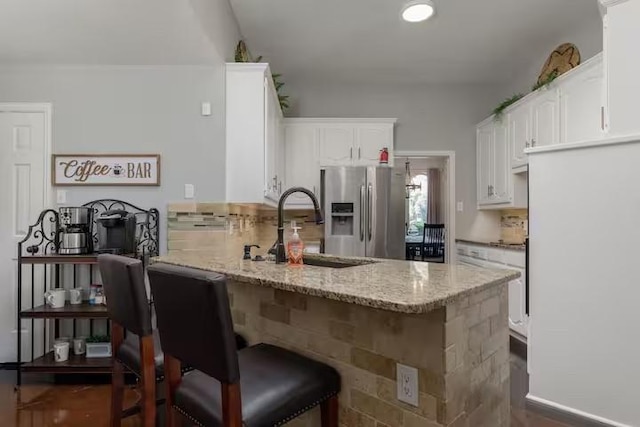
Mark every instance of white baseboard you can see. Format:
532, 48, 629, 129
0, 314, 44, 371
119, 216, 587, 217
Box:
526, 394, 634, 427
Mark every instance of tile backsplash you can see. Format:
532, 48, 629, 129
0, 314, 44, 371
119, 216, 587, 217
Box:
500, 209, 528, 244
167, 203, 322, 255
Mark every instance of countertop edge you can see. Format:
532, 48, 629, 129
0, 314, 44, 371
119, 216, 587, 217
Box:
455, 239, 526, 252
151, 258, 518, 314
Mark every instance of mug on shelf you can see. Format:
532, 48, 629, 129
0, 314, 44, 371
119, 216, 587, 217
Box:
69, 288, 83, 305
73, 337, 86, 355
44, 289, 66, 309
54, 341, 70, 362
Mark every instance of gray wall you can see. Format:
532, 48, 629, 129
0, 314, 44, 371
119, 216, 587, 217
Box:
0, 65, 227, 253
286, 80, 503, 240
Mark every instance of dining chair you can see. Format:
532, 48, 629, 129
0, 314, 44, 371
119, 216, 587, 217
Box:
422, 224, 445, 262
148, 262, 341, 427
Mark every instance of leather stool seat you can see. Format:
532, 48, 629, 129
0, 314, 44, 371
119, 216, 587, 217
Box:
174, 343, 341, 427
118, 330, 247, 381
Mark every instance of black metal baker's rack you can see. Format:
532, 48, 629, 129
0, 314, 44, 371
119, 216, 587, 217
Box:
15, 199, 159, 387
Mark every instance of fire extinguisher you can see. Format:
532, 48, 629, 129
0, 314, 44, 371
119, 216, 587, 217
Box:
379, 147, 389, 164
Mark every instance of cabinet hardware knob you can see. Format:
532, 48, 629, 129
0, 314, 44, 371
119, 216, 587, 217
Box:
358, 147, 361, 159
350, 147, 353, 159
531, 139, 536, 147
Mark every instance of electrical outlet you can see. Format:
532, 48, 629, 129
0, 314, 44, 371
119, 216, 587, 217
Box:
56, 190, 67, 204
396, 363, 419, 407
184, 184, 195, 199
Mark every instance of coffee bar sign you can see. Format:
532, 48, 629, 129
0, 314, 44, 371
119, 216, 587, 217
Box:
53, 154, 161, 186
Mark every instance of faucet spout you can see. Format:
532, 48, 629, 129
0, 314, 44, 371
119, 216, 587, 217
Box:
275, 187, 323, 264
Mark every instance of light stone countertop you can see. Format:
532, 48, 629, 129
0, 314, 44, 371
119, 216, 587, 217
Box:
153, 251, 519, 314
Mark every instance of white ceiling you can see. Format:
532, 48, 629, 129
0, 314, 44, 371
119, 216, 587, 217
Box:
0, 0, 219, 65
229, 0, 602, 84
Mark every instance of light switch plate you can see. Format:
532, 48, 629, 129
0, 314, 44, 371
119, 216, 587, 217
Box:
184, 184, 195, 199
457, 201, 464, 212
396, 363, 419, 407
201, 102, 212, 116
56, 190, 67, 204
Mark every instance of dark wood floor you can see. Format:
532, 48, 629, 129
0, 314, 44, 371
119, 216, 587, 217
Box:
0, 352, 575, 426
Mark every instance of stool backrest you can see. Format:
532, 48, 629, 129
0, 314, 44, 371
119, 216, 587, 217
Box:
148, 263, 240, 384
98, 254, 152, 337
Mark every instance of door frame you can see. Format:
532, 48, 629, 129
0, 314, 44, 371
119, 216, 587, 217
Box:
395, 150, 456, 263
0, 103, 53, 207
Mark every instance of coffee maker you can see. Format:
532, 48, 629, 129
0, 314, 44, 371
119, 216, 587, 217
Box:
96, 210, 137, 255
58, 207, 93, 255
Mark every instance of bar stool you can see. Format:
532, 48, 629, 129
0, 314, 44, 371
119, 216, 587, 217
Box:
148, 263, 341, 427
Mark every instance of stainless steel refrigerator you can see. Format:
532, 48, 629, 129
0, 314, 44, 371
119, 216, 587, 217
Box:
321, 166, 405, 259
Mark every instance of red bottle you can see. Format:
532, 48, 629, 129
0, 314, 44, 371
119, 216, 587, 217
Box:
379, 147, 389, 164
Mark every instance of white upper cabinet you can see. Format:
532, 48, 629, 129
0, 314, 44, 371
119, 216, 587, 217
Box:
530, 88, 559, 149
317, 126, 356, 166
559, 57, 605, 144
508, 104, 530, 169
354, 125, 394, 165
477, 118, 527, 209
226, 63, 284, 206
284, 124, 320, 207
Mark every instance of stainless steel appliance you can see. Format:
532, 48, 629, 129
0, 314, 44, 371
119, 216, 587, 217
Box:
96, 210, 137, 255
322, 166, 405, 259
58, 207, 93, 255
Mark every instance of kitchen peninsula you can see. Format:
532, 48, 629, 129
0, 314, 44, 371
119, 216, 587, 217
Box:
153, 251, 518, 426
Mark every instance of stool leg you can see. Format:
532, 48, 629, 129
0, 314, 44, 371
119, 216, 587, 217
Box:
140, 335, 156, 427
320, 395, 338, 427
164, 354, 182, 427
110, 359, 125, 427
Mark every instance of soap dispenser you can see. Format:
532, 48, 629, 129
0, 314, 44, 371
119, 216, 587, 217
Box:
287, 221, 304, 265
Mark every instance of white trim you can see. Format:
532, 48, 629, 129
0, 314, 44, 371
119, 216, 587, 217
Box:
526, 133, 640, 156
0, 103, 53, 209
526, 394, 634, 427
283, 117, 398, 125
395, 150, 456, 264
599, 0, 630, 8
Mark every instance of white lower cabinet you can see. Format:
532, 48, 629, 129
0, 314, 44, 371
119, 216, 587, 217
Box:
457, 243, 528, 339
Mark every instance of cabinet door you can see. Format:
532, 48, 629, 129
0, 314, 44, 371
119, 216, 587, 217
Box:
508, 270, 528, 337
263, 78, 278, 201
276, 116, 286, 196
476, 123, 493, 205
530, 90, 559, 148
317, 126, 356, 166
284, 125, 320, 205
355, 125, 393, 166
560, 64, 604, 144
508, 105, 530, 168
491, 121, 511, 203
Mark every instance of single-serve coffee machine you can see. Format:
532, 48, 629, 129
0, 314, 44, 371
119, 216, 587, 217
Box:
58, 207, 93, 255
96, 210, 137, 255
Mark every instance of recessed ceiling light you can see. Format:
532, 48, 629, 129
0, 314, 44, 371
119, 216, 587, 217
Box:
401, 0, 436, 23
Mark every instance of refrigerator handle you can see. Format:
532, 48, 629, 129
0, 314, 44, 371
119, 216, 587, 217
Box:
367, 184, 373, 240
360, 185, 365, 241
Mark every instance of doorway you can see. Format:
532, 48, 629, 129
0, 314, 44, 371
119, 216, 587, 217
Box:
0, 104, 51, 363
395, 151, 455, 263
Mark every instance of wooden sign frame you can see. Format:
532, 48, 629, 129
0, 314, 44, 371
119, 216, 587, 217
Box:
52, 154, 161, 186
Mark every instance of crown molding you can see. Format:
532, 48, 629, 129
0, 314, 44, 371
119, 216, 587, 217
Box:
599, 0, 631, 8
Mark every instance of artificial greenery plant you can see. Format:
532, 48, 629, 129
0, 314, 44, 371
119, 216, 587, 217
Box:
234, 41, 290, 111
493, 94, 525, 121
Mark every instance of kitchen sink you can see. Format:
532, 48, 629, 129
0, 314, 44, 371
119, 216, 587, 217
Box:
302, 258, 366, 269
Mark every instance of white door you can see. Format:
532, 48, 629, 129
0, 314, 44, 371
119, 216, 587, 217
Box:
354, 125, 393, 166
530, 90, 559, 148
508, 104, 530, 168
491, 122, 511, 203
560, 64, 604, 144
476, 123, 493, 205
284, 125, 320, 207
317, 126, 355, 166
0, 109, 47, 363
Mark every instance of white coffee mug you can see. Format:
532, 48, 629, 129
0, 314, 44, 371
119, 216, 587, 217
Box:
54, 341, 70, 362
44, 289, 66, 309
69, 288, 83, 305
73, 337, 86, 355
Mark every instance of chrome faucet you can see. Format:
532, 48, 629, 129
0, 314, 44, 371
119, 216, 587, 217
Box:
272, 187, 324, 264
